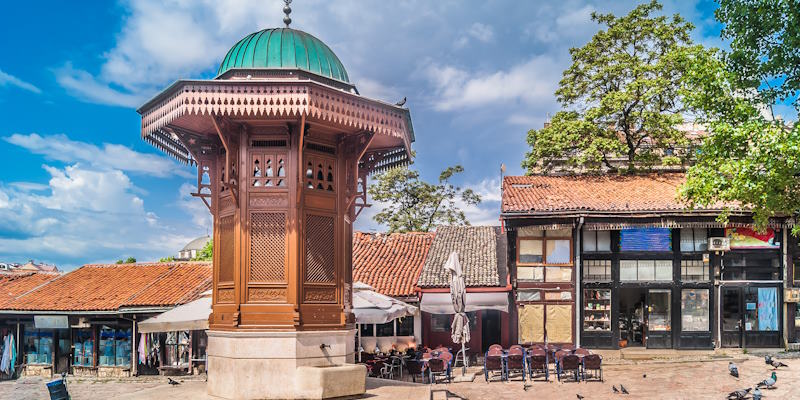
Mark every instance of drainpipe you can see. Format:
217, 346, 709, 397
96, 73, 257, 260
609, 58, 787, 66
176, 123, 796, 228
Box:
575, 217, 584, 348
783, 228, 789, 349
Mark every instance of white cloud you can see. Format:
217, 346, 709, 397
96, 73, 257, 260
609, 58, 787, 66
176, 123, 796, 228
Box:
177, 182, 213, 231
423, 55, 561, 111
55, 63, 146, 108
0, 69, 41, 94
468, 23, 495, 43
4, 133, 192, 178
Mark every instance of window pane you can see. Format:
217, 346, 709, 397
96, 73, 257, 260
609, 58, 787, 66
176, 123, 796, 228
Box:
431, 314, 450, 332
680, 228, 695, 252
693, 229, 708, 251
620, 228, 672, 251
620, 260, 638, 281
546, 239, 571, 263
584, 289, 611, 331
654, 260, 673, 281
396, 317, 414, 336
518, 266, 543, 282
681, 289, 709, 331
359, 323, 374, 337
744, 287, 778, 332
518, 304, 544, 343
376, 322, 394, 337
597, 231, 611, 251
583, 259, 611, 282
546, 304, 573, 342
649, 289, 671, 331
519, 239, 543, 263
638, 260, 655, 281
583, 230, 597, 252
681, 259, 708, 281
516, 290, 540, 302
545, 266, 572, 282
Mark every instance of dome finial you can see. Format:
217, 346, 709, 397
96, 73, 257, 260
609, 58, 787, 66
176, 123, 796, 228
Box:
283, 0, 292, 27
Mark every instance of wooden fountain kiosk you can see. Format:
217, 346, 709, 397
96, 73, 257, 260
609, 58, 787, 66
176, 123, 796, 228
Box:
136, 8, 413, 399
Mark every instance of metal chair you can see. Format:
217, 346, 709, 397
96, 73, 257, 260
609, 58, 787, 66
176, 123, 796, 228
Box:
506, 347, 527, 382
484, 348, 505, 382
428, 358, 451, 384
528, 351, 549, 382
405, 359, 425, 383
557, 354, 581, 382
488, 344, 503, 352
582, 354, 603, 382
574, 348, 591, 356
384, 356, 403, 379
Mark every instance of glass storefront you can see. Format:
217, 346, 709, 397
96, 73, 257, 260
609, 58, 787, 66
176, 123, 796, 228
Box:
648, 289, 671, 331
681, 289, 709, 332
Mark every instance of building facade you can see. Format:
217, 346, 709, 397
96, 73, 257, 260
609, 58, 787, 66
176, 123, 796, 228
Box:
502, 174, 795, 350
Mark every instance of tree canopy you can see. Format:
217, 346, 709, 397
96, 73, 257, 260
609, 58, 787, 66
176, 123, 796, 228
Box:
523, 1, 697, 174
367, 165, 481, 233
680, 0, 800, 235
193, 239, 213, 261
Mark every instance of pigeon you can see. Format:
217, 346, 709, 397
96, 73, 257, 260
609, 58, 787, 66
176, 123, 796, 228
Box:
770, 359, 788, 369
753, 387, 762, 400
167, 378, 180, 386
765, 355, 773, 365
726, 388, 751, 400
729, 361, 739, 378
395, 97, 407, 107
620, 384, 629, 394
756, 371, 777, 389
576, 395, 585, 400
612, 385, 620, 393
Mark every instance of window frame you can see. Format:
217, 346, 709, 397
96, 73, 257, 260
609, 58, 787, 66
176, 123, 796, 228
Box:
582, 230, 612, 253
680, 228, 708, 253
517, 230, 574, 283
620, 259, 673, 282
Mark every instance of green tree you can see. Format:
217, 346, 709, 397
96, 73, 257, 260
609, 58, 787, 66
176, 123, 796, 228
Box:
523, 1, 696, 174
368, 165, 481, 233
193, 239, 213, 261
158, 256, 176, 262
116, 256, 137, 264
680, 0, 800, 235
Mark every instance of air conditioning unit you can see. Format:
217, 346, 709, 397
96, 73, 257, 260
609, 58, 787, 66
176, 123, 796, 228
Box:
707, 237, 730, 252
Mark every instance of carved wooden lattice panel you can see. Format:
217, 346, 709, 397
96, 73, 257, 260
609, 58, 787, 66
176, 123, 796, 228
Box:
219, 215, 235, 282
250, 212, 286, 282
305, 214, 335, 283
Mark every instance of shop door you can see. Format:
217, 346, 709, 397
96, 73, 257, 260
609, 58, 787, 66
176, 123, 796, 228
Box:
645, 289, 672, 349
721, 287, 743, 348
55, 329, 71, 374
481, 310, 501, 352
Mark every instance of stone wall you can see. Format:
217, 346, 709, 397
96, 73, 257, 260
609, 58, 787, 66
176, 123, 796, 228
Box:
22, 364, 52, 378
97, 366, 131, 378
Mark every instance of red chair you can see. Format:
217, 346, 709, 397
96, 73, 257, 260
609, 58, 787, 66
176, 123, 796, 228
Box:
506, 347, 527, 382
558, 354, 581, 382
484, 348, 505, 382
405, 359, 425, 383
488, 344, 503, 352
574, 348, 591, 356
560, 344, 576, 352
528, 352, 549, 382
428, 357, 451, 384
582, 354, 603, 382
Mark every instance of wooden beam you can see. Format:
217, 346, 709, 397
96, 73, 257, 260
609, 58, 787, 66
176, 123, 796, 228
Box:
297, 114, 306, 184
211, 116, 238, 206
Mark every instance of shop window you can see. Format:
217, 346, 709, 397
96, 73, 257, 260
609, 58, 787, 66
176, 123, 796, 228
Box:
744, 287, 778, 331
794, 259, 800, 283
620, 228, 672, 252
165, 331, 190, 366
620, 260, 673, 281
681, 289, 709, 332
546, 304, 573, 342
518, 304, 544, 344
680, 228, 708, 252
430, 314, 450, 333
583, 289, 611, 332
583, 230, 611, 252
518, 229, 573, 282
516, 290, 541, 302
376, 321, 395, 337
23, 327, 52, 364
722, 253, 781, 281
681, 259, 709, 281
648, 289, 671, 331
73, 329, 94, 367
582, 259, 611, 282
99, 326, 131, 366
359, 324, 374, 337
396, 317, 414, 336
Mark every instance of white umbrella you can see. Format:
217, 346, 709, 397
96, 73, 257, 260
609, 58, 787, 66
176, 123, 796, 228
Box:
138, 291, 211, 333
445, 251, 469, 374
352, 282, 417, 324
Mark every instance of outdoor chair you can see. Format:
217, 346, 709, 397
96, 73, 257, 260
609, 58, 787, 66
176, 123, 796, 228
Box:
405, 359, 425, 383
506, 347, 527, 382
574, 348, 591, 356
384, 356, 403, 379
581, 354, 603, 382
428, 357, 451, 384
369, 359, 386, 378
560, 344, 576, 352
484, 349, 506, 382
557, 354, 581, 382
488, 344, 503, 352
528, 352, 549, 382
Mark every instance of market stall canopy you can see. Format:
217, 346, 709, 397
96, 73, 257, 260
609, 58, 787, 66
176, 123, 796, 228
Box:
420, 292, 509, 314
137, 292, 211, 333
352, 282, 416, 325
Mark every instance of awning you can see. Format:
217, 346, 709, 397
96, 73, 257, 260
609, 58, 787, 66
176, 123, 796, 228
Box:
353, 282, 417, 325
137, 295, 211, 333
420, 292, 509, 314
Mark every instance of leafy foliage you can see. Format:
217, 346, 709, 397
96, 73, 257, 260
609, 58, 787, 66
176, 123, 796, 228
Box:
158, 256, 175, 262
679, 2, 800, 235
368, 165, 481, 233
193, 239, 213, 261
115, 256, 137, 264
523, 1, 696, 174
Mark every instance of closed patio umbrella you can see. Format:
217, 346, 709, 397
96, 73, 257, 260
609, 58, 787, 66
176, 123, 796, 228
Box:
445, 251, 469, 374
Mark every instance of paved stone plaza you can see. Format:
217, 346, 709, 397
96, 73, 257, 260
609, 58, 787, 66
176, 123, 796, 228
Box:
1, 356, 798, 399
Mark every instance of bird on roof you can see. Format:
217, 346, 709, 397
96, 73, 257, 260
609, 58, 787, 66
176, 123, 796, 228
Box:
729, 361, 739, 378
395, 97, 407, 107
756, 371, 777, 389
726, 388, 751, 400
769, 358, 788, 369
612, 385, 619, 393
620, 384, 629, 394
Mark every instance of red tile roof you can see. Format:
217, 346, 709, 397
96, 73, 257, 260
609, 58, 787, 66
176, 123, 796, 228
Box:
0, 272, 59, 308
6, 262, 211, 311
352, 231, 434, 297
502, 173, 704, 214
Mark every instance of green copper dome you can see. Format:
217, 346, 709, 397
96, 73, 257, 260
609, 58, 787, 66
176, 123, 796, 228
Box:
218, 28, 349, 83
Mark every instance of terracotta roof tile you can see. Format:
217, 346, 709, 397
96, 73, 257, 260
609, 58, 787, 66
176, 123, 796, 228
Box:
417, 226, 503, 288
502, 173, 694, 214
0, 272, 60, 308
6, 262, 211, 311
352, 231, 433, 297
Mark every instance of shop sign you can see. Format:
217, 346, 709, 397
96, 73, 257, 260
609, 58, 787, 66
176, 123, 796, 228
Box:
725, 227, 779, 249
785, 288, 800, 303
34, 315, 69, 329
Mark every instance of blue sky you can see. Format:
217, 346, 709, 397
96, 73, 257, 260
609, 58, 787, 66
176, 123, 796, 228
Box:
0, 0, 749, 269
